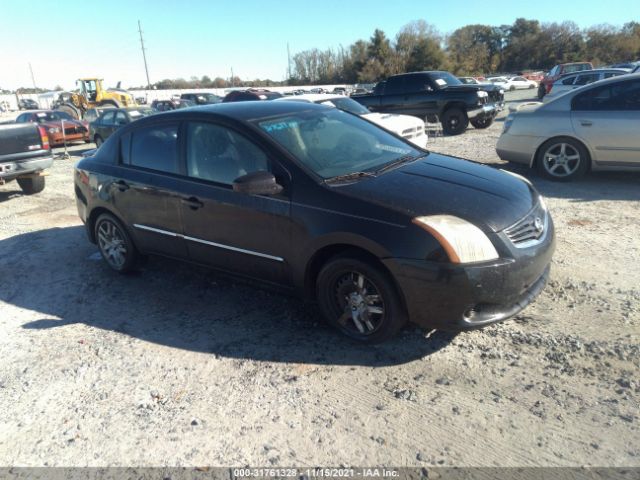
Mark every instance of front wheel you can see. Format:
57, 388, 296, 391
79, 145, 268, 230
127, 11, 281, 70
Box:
17, 176, 45, 194
536, 137, 589, 181
470, 116, 494, 129
316, 255, 407, 343
441, 108, 468, 136
537, 85, 546, 100
94, 213, 138, 273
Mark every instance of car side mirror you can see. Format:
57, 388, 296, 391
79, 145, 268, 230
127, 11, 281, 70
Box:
233, 171, 283, 196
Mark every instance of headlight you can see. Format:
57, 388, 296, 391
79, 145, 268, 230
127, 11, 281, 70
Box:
48, 127, 60, 133
412, 215, 499, 263
503, 115, 513, 134
499, 89, 505, 95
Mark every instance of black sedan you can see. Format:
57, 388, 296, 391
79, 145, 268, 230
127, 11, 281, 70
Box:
74, 102, 554, 342
89, 107, 154, 147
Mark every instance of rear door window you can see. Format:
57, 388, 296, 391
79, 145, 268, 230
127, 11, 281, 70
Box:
574, 74, 600, 86
561, 76, 576, 85
130, 124, 179, 173
572, 80, 640, 111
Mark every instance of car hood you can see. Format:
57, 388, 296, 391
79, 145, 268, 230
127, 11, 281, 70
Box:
363, 112, 423, 133
39, 119, 85, 128
336, 153, 537, 232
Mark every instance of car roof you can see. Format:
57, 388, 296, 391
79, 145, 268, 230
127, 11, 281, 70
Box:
277, 93, 342, 103
131, 100, 331, 124
557, 68, 630, 79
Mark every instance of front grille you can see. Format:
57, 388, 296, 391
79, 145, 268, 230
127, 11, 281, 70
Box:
64, 126, 86, 135
505, 202, 548, 248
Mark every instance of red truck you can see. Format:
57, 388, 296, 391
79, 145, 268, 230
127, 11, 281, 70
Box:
537, 62, 593, 99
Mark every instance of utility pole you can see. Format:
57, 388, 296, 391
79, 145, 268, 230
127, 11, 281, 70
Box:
138, 20, 151, 89
28, 62, 37, 90
230, 67, 234, 87
287, 42, 291, 81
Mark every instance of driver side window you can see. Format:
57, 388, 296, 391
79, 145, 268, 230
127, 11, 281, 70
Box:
186, 122, 269, 185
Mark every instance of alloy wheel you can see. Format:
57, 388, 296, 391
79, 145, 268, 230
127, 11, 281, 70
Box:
542, 142, 581, 178
334, 271, 385, 336
97, 220, 128, 269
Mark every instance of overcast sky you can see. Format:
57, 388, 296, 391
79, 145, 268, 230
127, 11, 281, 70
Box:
1, 0, 637, 90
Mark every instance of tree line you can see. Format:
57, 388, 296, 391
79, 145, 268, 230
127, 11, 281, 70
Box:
289, 18, 640, 85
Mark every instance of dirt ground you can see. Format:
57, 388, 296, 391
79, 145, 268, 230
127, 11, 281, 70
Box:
0, 92, 638, 467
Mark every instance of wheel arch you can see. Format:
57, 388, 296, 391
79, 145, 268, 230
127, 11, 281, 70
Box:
87, 206, 131, 244
303, 243, 408, 314
531, 135, 593, 170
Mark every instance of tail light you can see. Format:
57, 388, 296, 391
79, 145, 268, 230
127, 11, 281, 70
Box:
37, 125, 50, 150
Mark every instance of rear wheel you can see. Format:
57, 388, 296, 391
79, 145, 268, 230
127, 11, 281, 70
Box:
536, 137, 589, 181
94, 213, 138, 273
441, 108, 468, 136
56, 103, 80, 120
470, 116, 494, 129
17, 176, 45, 194
316, 255, 407, 343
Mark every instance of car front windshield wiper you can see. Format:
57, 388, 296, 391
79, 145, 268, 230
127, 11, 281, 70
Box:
324, 171, 377, 184
374, 153, 427, 174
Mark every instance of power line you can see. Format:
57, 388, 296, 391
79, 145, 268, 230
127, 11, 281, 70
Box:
138, 20, 151, 88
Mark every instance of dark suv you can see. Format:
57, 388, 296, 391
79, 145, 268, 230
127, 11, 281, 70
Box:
180, 93, 222, 105
223, 89, 283, 102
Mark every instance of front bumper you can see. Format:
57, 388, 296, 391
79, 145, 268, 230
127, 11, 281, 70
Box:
467, 104, 497, 120
383, 221, 555, 331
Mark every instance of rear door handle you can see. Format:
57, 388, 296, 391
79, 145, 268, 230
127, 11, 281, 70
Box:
181, 196, 204, 210
115, 180, 129, 191
580, 120, 593, 127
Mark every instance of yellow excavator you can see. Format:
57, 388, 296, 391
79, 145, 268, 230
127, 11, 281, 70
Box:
54, 78, 137, 119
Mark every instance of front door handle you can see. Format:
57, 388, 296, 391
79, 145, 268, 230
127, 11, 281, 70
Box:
181, 196, 204, 210
115, 180, 129, 191
580, 120, 593, 127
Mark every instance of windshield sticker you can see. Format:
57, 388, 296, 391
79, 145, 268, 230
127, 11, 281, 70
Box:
435, 79, 447, 86
37, 112, 47, 117
261, 120, 299, 133
375, 143, 411, 154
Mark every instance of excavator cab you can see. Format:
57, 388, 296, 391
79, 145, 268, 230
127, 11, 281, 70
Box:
77, 79, 100, 102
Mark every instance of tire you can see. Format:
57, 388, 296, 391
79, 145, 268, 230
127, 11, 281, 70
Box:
94, 213, 138, 273
537, 85, 546, 100
316, 255, 407, 343
441, 108, 468, 136
536, 137, 589, 182
94, 135, 103, 147
470, 116, 494, 129
509, 85, 516, 91
57, 104, 80, 120
529, 84, 535, 89
17, 176, 45, 194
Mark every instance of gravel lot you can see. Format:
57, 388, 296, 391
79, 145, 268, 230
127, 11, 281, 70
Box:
0, 92, 638, 467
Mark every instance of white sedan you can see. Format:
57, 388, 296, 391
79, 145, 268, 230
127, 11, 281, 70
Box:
488, 76, 538, 91
276, 94, 427, 148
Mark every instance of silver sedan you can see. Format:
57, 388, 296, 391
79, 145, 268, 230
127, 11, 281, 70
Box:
496, 74, 640, 181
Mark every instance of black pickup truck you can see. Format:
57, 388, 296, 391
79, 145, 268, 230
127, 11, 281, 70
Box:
352, 71, 504, 135
0, 123, 53, 194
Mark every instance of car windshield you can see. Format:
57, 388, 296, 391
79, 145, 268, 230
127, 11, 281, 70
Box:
255, 108, 422, 179
430, 72, 463, 88
564, 64, 591, 74
34, 111, 73, 123
316, 97, 370, 116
